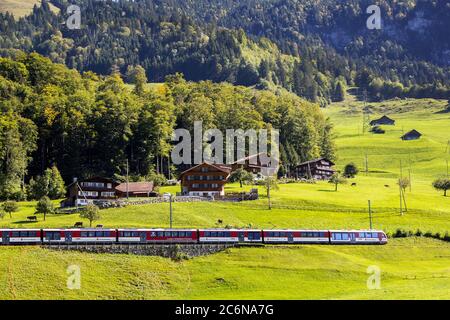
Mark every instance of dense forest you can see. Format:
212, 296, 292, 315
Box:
0, 0, 449, 104
0, 52, 334, 200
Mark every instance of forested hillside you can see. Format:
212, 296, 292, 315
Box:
0, 0, 449, 104
0, 52, 334, 200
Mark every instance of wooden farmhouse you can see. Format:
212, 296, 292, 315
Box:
179, 163, 232, 197
294, 158, 335, 180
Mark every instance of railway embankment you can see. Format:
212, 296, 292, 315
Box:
42, 243, 238, 259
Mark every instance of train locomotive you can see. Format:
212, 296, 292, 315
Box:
0, 228, 388, 245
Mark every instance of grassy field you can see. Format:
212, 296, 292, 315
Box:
0, 237, 448, 299
0, 96, 449, 299
324, 97, 450, 179
1, 177, 449, 235
0, 0, 59, 18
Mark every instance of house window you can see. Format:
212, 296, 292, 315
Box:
107, 183, 112, 189
101, 192, 115, 197
78, 191, 98, 197
201, 167, 208, 173
81, 182, 104, 188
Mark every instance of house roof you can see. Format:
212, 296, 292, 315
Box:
370, 115, 395, 124
179, 162, 232, 177
401, 129, 422, 138
116, 182, 154, 193
232, 152, 270, 166
296, 158, 335, 167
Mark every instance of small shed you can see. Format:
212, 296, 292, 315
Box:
370, 115, 395, 126
401, 129, 422, 140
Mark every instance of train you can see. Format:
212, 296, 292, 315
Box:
0, 228, 388, 245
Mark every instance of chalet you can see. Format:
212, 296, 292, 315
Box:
401, 129, 422, 140
294, 158, 335, 180
64, 177, 119, 207
370, 115, 395, 126
115, 182, 155, 198
231, 152, 273, 174
179, 162, 232, 197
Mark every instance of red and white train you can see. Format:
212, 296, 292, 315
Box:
0, 228, 388, 245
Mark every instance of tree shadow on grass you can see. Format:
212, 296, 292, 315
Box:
317, 189, 336, 192
12, 221, 38, 224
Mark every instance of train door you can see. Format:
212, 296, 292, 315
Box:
140, 232, 147, 243
238, 232, 245, 242
2, 232, 9, 244
350, 232, 356, 243
287, 232, 294, 244
65, 232, 72, 243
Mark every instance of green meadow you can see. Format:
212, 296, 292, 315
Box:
0, 238, 448, 299
0, 97, 449, 299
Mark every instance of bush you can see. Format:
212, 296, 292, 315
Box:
344, 163, 359, 178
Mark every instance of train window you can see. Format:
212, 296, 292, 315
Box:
150, 232, 156, 237
132, 232, 138, 237
157, 232, 163, 237
218, 232, 223, 237
88, 231, 95, 237
46, 232, 61, 240
334, 233, 342, 240
12, 231, 19, 237
186, 232, 192, 237
273, 232, 279, 237
372, 233, 378, 238
342, 233, 349, 240
365, 233, 372, 238
179, 232, 185, 237
164, 232, 171, 237
211, 232, 218, 237
95, 231, 102, 237
81, 232, 87, 237
104, 231, 110, 237
204, 232, 210, 237
172, 232, 178, 237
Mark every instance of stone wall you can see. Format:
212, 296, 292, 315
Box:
42, 243, 237, 259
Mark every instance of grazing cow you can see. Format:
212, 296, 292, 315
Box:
351, 183, 357, 186
384, 185, 390, 188
217, 219, 223, 224
27, 216, 37, 221
96, 224, 103, 228
74, 222, 83, 227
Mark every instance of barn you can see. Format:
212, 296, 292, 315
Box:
370, 115, 395, 126
401, 129, 422, 140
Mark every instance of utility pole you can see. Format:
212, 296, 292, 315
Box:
447, 159, 449, 178
169, 194, 173, 228
365, 152, 369, 175
368, 200, 373, 230
126, 159, 129, 200
267, 178, 271, 210
399, 160, 403, 216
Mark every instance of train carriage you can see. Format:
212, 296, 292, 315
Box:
263, 230, 330, 244
117, 229, 198, 244
42, 229, 67, 243
198, 229, 262, 243
0, 229, 41, 244
329, 230, 387, 245
62, 228, 117, 243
